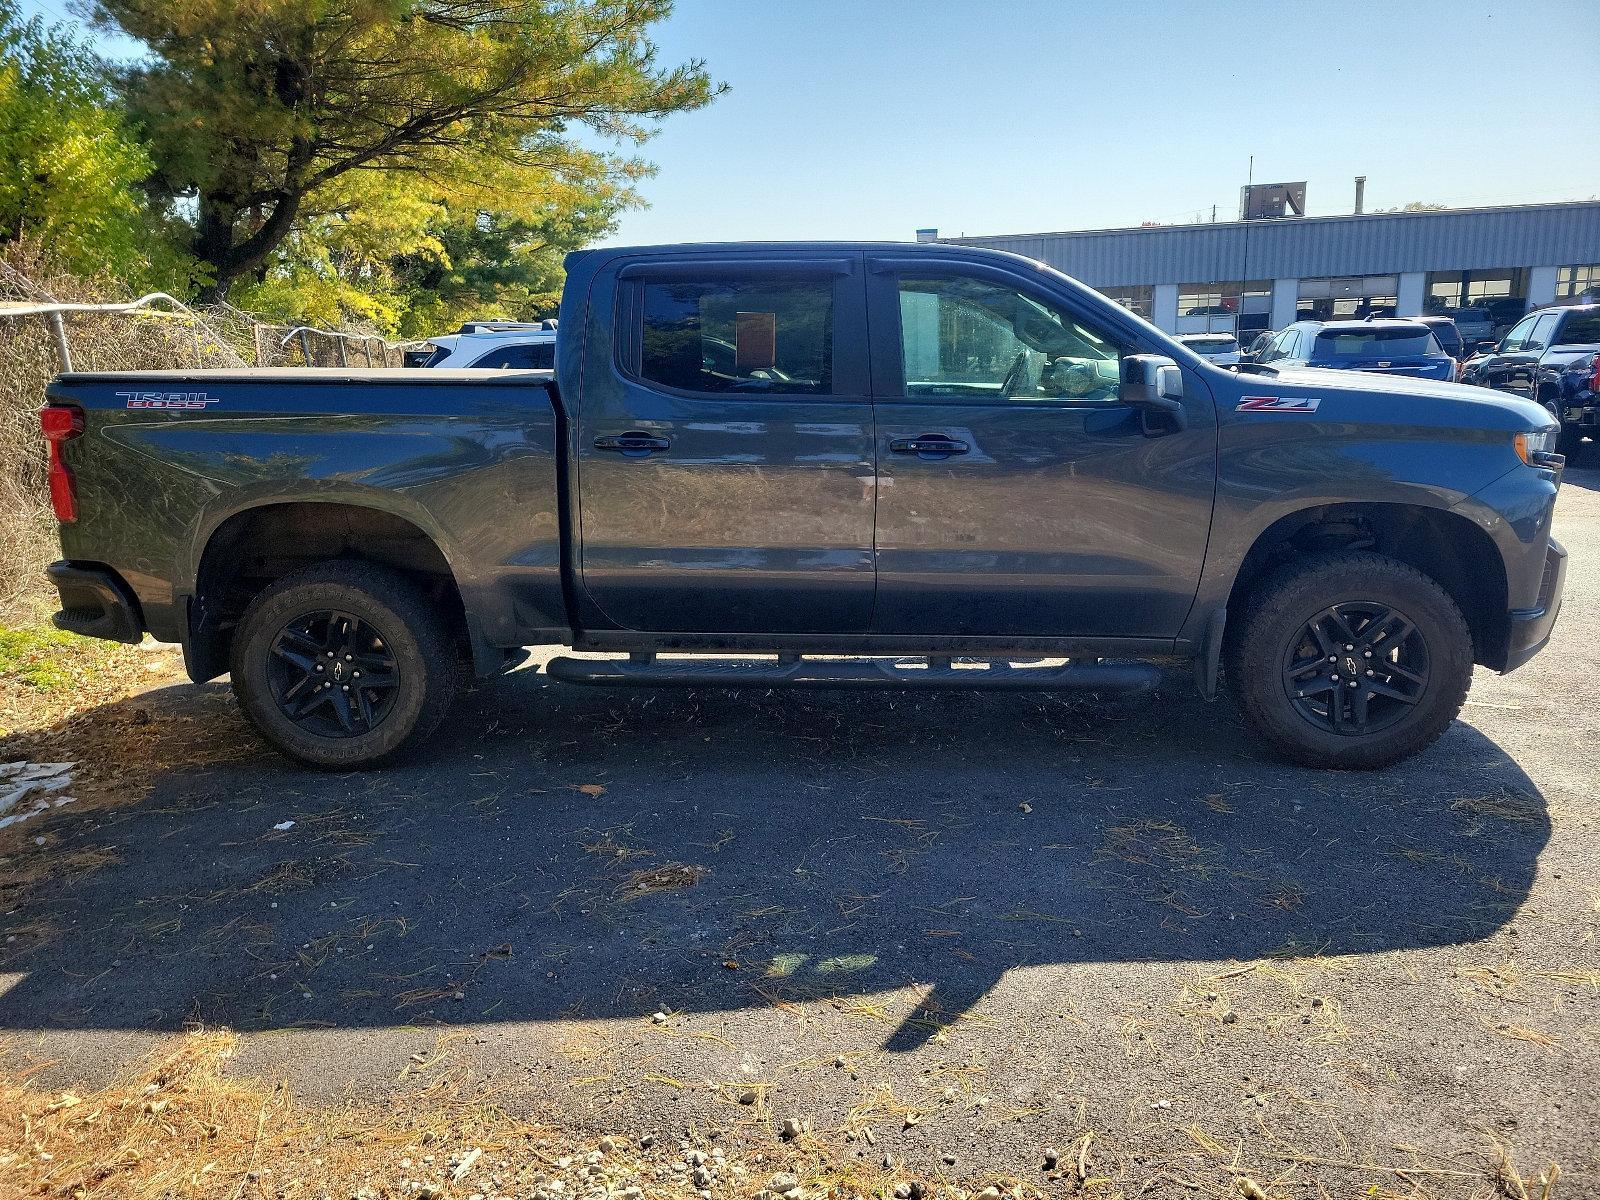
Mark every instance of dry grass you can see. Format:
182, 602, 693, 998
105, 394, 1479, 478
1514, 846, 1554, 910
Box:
0, 1030, 559, 1200
0, 1031, 905, 1200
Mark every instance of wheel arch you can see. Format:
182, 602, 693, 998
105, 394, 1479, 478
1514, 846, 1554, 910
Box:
1224, 501, 1509, 669
185, 499, 476, 682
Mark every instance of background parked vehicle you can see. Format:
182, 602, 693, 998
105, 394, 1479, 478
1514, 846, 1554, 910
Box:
1461, 304, 1600, 453
1477, 297, 1531, 337
1409, 314, 1465, 361
1177, 332, 1241, 365
406, 320, 560, 369
424, 327, 557, 369
1242, 330, 1279, 364
1251, 319, 1457, 381
1447, 307, 1495, 348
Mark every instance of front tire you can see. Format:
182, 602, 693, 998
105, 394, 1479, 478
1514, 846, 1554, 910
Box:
1226, 552, 1473, 770
230, 562, 458, 769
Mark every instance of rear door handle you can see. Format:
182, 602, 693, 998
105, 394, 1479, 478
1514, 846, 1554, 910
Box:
594, 431, 671, 456
889, 434, 970, 458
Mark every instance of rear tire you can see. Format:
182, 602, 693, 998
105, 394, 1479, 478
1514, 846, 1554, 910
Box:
230, 562, 458, 769
1226, 551, 1473, 770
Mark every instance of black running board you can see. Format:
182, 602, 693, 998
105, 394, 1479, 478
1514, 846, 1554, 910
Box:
545, 654, 1160, 693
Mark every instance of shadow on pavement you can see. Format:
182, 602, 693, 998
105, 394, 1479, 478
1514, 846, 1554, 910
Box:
0, 666, 1549, 1052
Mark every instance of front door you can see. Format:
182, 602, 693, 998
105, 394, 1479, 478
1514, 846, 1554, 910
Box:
575, 254, 876, 633
1479, 313, 1542, 396
865, 258, 1217, 639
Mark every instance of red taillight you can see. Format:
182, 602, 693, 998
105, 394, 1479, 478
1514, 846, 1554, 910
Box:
40, 404, 85, 523
1590, 355, 1600, 395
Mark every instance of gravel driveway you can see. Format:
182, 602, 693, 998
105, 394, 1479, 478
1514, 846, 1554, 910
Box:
3, 462, 1597, 1196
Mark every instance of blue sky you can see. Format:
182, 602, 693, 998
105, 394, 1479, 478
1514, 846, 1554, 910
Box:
21, 0, 1600, 247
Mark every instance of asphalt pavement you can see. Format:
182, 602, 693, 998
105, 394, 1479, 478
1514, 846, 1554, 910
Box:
3, 460, 1597, 1194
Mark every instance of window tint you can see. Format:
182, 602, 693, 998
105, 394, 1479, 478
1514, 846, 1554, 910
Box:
1525, 313, 1559, 350
1313, 329, 1441, 357
896, 276, 1120, 401
1501, 315, 1539, 352
470, 341, 555, 369
639, 277, 832, 395
1556, 313, 1600, 346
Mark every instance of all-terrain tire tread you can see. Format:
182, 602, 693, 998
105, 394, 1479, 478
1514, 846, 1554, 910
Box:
1226, 551, 1473, 770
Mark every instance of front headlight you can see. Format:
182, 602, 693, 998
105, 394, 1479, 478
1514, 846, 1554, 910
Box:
1514, 428, 1562, 467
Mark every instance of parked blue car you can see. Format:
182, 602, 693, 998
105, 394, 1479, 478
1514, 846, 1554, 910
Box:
1252, 319, 1457, 382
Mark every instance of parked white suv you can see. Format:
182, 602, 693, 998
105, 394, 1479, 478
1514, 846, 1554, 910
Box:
1178, 332, 1241, 365
414, 321, 558, 369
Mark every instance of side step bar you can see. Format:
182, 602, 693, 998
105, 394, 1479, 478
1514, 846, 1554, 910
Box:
545, 654, 1160, 693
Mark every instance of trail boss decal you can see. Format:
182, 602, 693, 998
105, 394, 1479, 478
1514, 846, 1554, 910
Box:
1237, 395, 1321, 413
118, 391, 221, 410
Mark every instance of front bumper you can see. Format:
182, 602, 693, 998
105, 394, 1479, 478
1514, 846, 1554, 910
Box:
1503, 537, 1567, 672
1562, 398, 1598, 429
46, 561, 143, 645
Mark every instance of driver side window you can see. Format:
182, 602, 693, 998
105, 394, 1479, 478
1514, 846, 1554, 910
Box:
1501, 315, 1538, 353
896, 276, 1121, 402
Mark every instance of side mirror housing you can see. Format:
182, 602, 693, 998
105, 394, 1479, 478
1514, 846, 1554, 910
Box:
1122, 354, 1186, 431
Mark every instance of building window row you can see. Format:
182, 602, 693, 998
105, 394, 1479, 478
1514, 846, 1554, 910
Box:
1556, 264, 1600, 302
1087, 262, 1598, 337
1098, 285, 1152, 320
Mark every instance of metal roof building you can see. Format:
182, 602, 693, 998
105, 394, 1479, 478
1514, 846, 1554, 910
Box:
922, 200, 1600, 338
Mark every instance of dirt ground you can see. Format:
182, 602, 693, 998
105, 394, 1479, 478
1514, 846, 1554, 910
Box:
2, 462, 1596, 1199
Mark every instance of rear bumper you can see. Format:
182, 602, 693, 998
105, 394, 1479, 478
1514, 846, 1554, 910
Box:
1503, 537, 1567, 672
46, 561, 143, 645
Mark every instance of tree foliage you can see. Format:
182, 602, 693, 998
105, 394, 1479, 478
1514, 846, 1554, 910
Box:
92, 0, 720, 301
0, 0, 163, 280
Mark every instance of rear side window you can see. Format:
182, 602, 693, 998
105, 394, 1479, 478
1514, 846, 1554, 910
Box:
639, 277, 833, 395
1313, 329, 1441, 357
470, 341, 555, 369
1555, 313, 1600, 346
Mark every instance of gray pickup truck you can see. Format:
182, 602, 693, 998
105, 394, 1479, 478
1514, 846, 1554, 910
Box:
1461, 302, 1600, 453
40, 242, 1567, 770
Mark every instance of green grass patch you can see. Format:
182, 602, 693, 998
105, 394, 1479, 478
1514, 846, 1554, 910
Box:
0, 623, 83, 690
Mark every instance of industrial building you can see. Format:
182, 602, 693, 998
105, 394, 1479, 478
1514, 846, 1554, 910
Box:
919, 197, 1600, 339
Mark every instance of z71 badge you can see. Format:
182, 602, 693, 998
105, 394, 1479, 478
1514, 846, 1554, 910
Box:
1237, 395, 1320, 413
117, 391, 221, 410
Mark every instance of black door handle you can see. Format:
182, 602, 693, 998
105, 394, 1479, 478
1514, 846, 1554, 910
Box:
594, 431, 671, 456
889, 434, 970, 458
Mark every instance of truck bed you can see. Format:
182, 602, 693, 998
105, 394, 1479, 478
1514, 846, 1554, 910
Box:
46, 366, 568, 661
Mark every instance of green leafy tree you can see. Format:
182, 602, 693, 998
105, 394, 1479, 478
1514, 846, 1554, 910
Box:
390, 183, 628, 335
93, 0, 721, 300
0, 1, 159, 279
237, 151, 632, 335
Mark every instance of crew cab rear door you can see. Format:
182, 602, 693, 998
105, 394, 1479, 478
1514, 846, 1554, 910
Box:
863, 254, 1217, 639
574, 252, 876, 633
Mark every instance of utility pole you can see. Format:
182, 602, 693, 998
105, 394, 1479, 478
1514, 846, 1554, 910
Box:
1237, 155, 1254, 339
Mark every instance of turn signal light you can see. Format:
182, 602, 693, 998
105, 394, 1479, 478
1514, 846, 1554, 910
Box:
1513, 429, 1562, 470
39, 404, 85, 523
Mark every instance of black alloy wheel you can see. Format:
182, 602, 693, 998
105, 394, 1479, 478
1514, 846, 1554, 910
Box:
267, 610, 400, 738
1281, 602, 1429, 736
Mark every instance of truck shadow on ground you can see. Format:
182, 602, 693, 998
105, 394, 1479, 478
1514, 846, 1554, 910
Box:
0, 668, 1549, 1053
